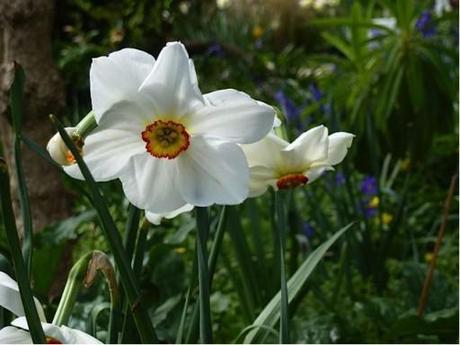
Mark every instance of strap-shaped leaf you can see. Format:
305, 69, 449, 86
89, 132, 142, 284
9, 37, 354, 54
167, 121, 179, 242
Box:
243, 223, 353, 343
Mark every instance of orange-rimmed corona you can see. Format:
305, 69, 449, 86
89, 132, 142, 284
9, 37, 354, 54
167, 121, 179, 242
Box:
141, 120, 190, 159
46, 336, 62, 344
276, 174, 308, 190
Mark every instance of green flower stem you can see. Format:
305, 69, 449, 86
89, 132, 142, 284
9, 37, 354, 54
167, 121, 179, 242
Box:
53, 252, 93, 325
53, 250, 120, 344
74, 111, 97, 139
196, 207, 213, 344
275, 191, 290, 343
0, 159, 46, 344
185, 206, 227, 343
9, 65, 33, 276
51, 116, 157, 344
117, 204, 141, 344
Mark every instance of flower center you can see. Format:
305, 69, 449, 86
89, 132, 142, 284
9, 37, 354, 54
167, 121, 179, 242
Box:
46, 336, 62, 344
141, 120, 190, 159
276, 174, 308, 190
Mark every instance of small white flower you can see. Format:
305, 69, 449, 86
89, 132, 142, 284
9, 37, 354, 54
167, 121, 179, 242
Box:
0, 317, 101, 344
0, 272, 101, 344
145, 204, 194, 225
46, 127, 78, 166
241, 125, 354, 197
0, 272, 46, 321
64, 42, 275, 213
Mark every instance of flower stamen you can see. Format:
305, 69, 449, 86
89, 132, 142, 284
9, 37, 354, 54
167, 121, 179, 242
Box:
276, 173, 308, 189
142, 120, 190, 159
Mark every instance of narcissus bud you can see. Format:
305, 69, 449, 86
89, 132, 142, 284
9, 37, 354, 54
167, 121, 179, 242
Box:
46, 127, 78, 166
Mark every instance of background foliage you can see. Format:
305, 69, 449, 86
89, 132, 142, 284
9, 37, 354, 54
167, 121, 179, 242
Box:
0, 0, 458, 343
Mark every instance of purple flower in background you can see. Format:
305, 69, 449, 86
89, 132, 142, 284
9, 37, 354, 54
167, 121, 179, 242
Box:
360, 176, 378, 196
416, 10, 436, 37
335, 172, 346, 186
309, 83, 323, 102
302, 222, 315, 238
206, 42, 225, 57
309, 82, 332, 115
254, 39, 263, 49
274, 89, 301, 122
363, 205, 378, 219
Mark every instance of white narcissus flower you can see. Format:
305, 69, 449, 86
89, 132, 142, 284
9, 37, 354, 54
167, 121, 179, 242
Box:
64, 42, 275, 213
0, 317, 101, 344
0, 272, 46, 322
0, 272, 101, 344
241, 125, 354, 197
46, 127, 78, 166
145, 204, 194, 225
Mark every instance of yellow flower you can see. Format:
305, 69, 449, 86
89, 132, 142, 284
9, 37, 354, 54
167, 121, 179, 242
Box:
400, 158, 411, 171
252, 25, 264, 39
425, 252, 434, 263
369, 196, 380, 208
175, 247, 187, 254
381, 212, 393, 225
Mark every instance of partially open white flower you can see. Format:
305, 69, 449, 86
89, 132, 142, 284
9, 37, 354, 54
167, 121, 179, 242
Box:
46, 127, 77, 166
145, 204, 194, 225
64, 42, 275, 213
0, 272, 46, 322
0, 317, 101, 344
241, 125, 354, 197
0, 272, 101, 344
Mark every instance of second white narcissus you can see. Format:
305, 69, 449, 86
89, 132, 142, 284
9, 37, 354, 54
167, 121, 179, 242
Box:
63, 42, 275, 213
145, 204, 194, 225
241, 125, 354, 197
0, 272, 101, 344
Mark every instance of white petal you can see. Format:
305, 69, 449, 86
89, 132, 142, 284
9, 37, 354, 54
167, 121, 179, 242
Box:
119, 154, 186, 213
284, 125, 329, 165
139, 42, 204, 118
324, 132, 354, 166
90, 48, 155, 122
188, 89, 275, 144
241, 132, 288, 170
46, 127, 76, 166
0, 272, 46, 322
304, 166, 332, 183
248, 165, 277, 197
10, 318, 101, 344
64, 126, 145, 182
177, 137, 249, 206
59, 326, 102, 344
0, 326, 32, 344
145, 204, 194, 225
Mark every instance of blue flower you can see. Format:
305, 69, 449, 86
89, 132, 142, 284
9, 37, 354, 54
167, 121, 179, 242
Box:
309, 83, 323, 102
363, 204, 378, 219
302, 222, 315, 238
415, 10, 436, 37
335, 172, 346, 186
206, 42, 225, 57
360, 176, 377, 197
274, 89, 301, 122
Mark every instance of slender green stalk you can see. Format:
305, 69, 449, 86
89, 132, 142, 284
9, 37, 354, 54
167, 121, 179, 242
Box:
121, 218, 148, 344
116, 204, 140, 343
74, 111, 98, 139
53, 252, 92, 325
185, 206, 227, 343
51, 116, 157, 343
195, 207, 213, 343
0, 159, 46, 343
275, 191, 290, 343
9, 64, 33, 276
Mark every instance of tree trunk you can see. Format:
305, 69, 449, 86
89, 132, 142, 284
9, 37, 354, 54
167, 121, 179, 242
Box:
0, 0, 72, 232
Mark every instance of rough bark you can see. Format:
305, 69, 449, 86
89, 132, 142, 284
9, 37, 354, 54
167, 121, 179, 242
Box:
0, 0, 72, 232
